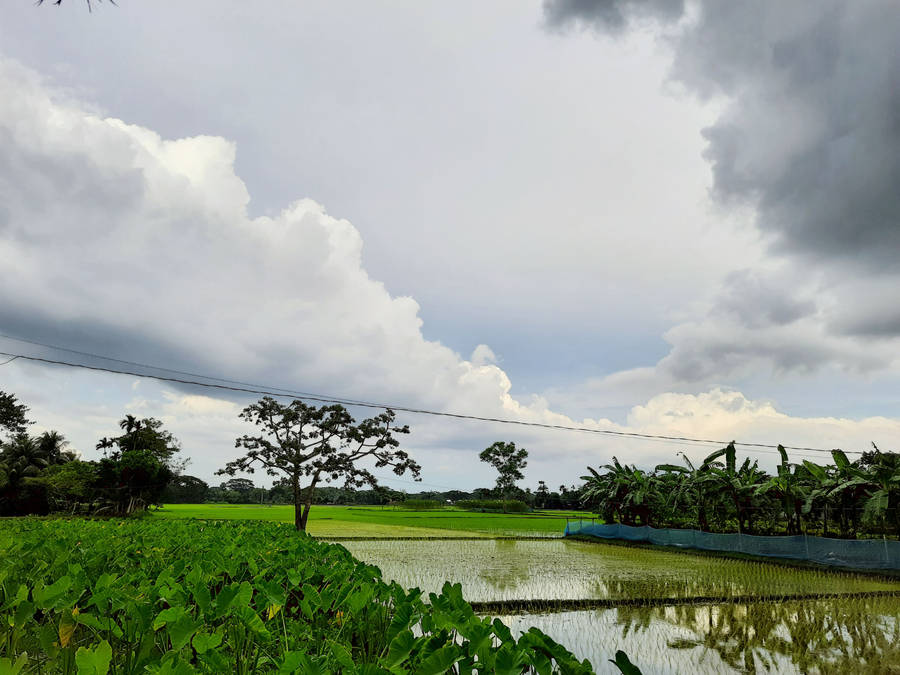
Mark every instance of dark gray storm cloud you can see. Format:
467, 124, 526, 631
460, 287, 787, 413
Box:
543, 0, 684, 32
544, 0, 900, 270
712, 270, 816, 330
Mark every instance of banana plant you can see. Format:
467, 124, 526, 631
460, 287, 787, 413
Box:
656, 452, 714, 532
701, 443, 767, 534
753, 446, 809, 535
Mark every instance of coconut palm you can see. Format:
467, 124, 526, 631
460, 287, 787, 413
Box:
37, 430, 76, 465
0, 433, 49, 487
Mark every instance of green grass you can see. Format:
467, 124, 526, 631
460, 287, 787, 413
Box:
153, 503, 592, 537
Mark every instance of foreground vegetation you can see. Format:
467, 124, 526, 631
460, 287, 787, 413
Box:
583, 443, 900, 538
0, 518, 601, 673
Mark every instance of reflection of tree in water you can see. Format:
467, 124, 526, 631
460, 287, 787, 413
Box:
614, 597, 900, 673
593, 575, 722, 602
476, 539, 533, 594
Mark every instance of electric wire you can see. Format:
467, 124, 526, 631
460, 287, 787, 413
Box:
0, 347, 866, 455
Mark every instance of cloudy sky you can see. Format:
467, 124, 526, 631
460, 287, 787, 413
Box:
1, 0, 898, 491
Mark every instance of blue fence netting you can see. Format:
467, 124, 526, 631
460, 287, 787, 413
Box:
564, 521, 900, 570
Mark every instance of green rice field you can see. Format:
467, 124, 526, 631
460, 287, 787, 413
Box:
154, 503, 586, 537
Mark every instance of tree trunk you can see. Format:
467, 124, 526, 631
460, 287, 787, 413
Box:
298, 473, 320, 532
292, 473, 302, 531
698, 504, 709, 532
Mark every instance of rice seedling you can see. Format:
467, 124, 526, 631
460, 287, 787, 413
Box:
341, 538, 900, 603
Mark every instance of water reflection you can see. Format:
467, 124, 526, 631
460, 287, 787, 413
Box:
474, 539, 534, 593
505, 596, 900, 674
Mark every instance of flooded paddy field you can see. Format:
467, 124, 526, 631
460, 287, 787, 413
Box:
340, 538, 899, 603
500, 595, 900, 674
340, 537, 900, 673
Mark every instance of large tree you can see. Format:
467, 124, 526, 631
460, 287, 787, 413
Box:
219, 397, 420, 531
96, 415, 186, 473
479, 441, 528, 504
92, 416, 183, 514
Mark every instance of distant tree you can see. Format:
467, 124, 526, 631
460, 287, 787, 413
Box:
219, 397, 420, 531
221, 477, 255, 493
95, 448, 172, 515
0, 433, 50, 515
472, 487, 494, 500
479, 441, 528, 506
0, 391, 31, 438
97, 416, 185, 472
536, 480, 550, 508
162, 475, 209, 503
0, 433, 46, 488
93, 416, 182, 514
33, 460, 98, 513
37, 431, 76, 464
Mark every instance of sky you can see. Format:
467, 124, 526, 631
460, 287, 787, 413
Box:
1, 0, 898, 491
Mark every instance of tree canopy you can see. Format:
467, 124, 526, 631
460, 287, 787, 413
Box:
218, 397, 420, 531
479, 441, 528, 502
0, 391, 31, 437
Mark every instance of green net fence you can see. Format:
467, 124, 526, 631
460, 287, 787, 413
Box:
565, 521, 900, 570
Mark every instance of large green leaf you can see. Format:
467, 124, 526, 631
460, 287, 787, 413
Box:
413, 645, 461, 675
609, 650, 643, 674
383, 629, 416, 668
0, 653, 29, 675
74, 640, 112, 675
191, 630, 222, 654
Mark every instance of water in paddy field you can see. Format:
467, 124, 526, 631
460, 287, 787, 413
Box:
339, 538, 900, 673
500, 596, 900, 674
339, 538, 899, 602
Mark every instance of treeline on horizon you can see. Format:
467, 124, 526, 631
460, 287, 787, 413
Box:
165, 476, 586, 511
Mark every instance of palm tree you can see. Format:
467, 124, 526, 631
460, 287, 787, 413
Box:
0, 433, 49, 488
37, 431, 76, 465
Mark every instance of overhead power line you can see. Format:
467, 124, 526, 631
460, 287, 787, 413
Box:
0, 332, 375, 406
0, 342, 865, 456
